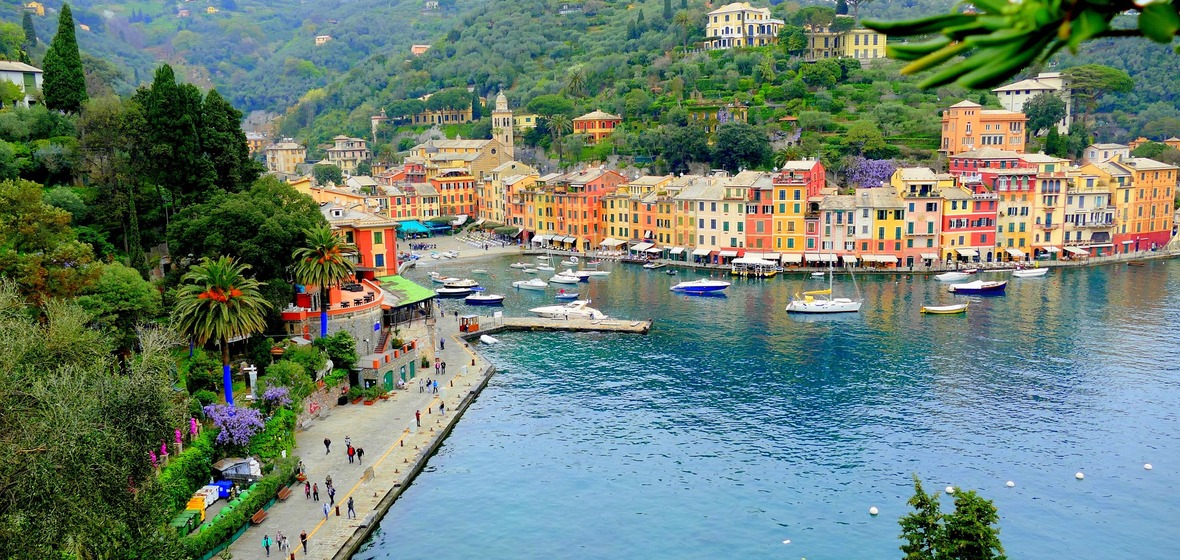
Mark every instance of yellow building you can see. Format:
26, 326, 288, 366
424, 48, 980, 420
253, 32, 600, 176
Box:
206, 6, 219, 14
406, 138, 510, 181
477, 161, 538, 226
993, 168, 1037, 260
674, 175, 728, 261
854, 188, 905, 266
325, 136, 371, 174
603, 175, 672, 242
24, 2, 44, 17
572, 110, 622, 145
412, 106, 474, 126
266, 141, 307, 175
804, 25, 887, 60
685, 98, 748, 134
513, 114, 539, 131
669, 175, 704, 250
705, 2, 784, 50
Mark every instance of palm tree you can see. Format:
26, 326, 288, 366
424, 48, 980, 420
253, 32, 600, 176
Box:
773, 146, 802, 169
547, 114, 573, 164
291, 225, 357, 340
173, 256, 272, 407
564, 66, 587, 97
674, 11, 693, 53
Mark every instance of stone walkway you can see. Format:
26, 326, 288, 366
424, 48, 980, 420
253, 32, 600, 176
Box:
224, 315, 492, 560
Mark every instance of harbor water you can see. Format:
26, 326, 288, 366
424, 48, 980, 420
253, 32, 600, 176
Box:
359, 258, 1180, 559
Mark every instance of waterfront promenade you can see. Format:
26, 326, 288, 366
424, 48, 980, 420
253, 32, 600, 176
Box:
225, 313, 493, 560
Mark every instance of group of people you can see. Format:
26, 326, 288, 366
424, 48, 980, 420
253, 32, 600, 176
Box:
259, 532, 295, 556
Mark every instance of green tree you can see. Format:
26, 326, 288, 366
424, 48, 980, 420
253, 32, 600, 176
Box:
77, 262, 162, 352
674, 11, 694, 52
1064, 65, 1134, 123
712, 122, 770, 174
21, 12, 36, 48
527, 94, 574, 117
942, 490, 1006, 560
0, 22, 26, 61
312, 329, 358, 371
792, 6, 836, 28
565, 66, 587, 98
800, 62, 838, 89
899, 475, 943, 560
1131, 141, 1169, 159
659, 122, 710, 175
664, 0, 673, 21
1043, 126, 1065, 158
202, 89, 263, 194
779, 25, 807, 56
470, 89, 482, 120
313, 163, 343, 185
546, 114, 573, 163
172, 256, 272, 406
0, 178, 101, 305
42, 3, 88, 113
845, 0, 872, 21
844, 120, 888, 156
865, 0, 1180, 89
1022, 91, 1067, 139
291, 225, 357, 339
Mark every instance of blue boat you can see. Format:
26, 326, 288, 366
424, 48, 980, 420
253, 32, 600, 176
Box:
465, 293, 505, 305
670, 279, 731, 293
555, 290, 579, 300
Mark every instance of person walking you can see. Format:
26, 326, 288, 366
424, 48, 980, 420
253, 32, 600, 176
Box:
435, 360, 441, 375
441, 361, 447, 375
304, 481, 311, 499
300, 530, 308, 556
328, 485, 336, 507
262, 534, 272, 557
418, 378, 424, 393
440, 338, 445, 350
324, 437, 331, 454
356, 447, 365, 464
312, 483, 320, 501
433, 380, 439, 394
439, 401, 445, 417
277, 532, 287, 553
323, 502, 330, 520
347, 445, 355, 464
415, 409, 421, 427
344, 435, 351, 448
347, 496, 356, 519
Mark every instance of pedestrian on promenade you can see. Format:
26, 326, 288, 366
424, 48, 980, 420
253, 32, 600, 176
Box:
435, 360, 441, 375
304, 481, 310, 499
324, 437, 331, 454
312, 483, 319, 501
433, 380, 439, 394
356, 447, 365, 464
300, 530, 308, 555
277, 532, 287, 552
347, 445, 355, 464
418, 378, 423, 393
441, 361, 447, 375
262, 534, 271, 557
344, 435, 351, 448
439, 402, 445, 417
347, 496, 356, 519
325, 475, 333, 488
323, 502, 330, 520
440, 338, 445, 350
328, 485, 336, 506
416, 410, 421, 426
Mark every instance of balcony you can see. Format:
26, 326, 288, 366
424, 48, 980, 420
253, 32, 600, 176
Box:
959, 173, 983, 184
1074, 221, 1114, 229
1039, 223, 1060, 231
973, 192, 998, 200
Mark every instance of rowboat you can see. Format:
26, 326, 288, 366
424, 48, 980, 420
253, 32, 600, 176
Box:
920, 303, 968, 314
1128, 261, 1146, 267
935, 271, 970, 282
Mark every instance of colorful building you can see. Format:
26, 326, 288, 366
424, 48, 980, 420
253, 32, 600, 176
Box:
772, 160, 826, 255
1062, 167, 1116, 256
477, 161, 538, 226
430, 171, 478, 218
265, 141, 307, 175
604, 175, 672, 243
728, 171, 774, 252
853, 187, 905, 267
940, 101, 1027, 156
572, 110, 622, 144
705, 2, 784, 50
940, 184, 998, 263
804, 24, 887, 61
891, 167, 951, 266
816, 193, 857, 266
529, 168, 627, 251
1113, 157, 1176, 251
993, 168, 1038, 260
325, 136, 371, 174
407, 138, 510, 180
320, 202, 399, 277
685, 98, 748, 134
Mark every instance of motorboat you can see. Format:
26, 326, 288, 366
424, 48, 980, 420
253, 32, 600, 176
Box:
670, 279, 731, 293
513, 278, 548, 290
429, 272, 461, 284
1012, 267, 1048, 278
510, 262, 531, 269
529, 299, 607, 320
586, 260, 602, 265
536, 255, 551, 261
536, 264, 555, 272
643, 262, 667, 269
785, 269, 863, 314
935, 271, 971, 282
430, 252, 440, 259
472, 269, 489, 274
561, 268, 591, 281
443, 278, 479, 288
1128, 261, 1147, 267
522, 268, 539, 274
479, 334, 500, 344
948, 280, 1007, 294
961, 268, 979, 274
920, 303, 969, 314
436, 286, 473, 297
811, 272, 826, 278
465, 293, 505, 306
555, 291, 579, 300
560, 259, 578, 266
730, 257, 779, 278
586, 270, 611, 277
548, 273, 579, 284
442, 251, 457, 259
665, 269, 677, 276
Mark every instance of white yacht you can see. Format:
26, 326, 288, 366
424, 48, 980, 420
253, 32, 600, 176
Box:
785, 270, 862, 314
548, 273, 579, 284
529, 300, 607, 319
513, 278, 548, 291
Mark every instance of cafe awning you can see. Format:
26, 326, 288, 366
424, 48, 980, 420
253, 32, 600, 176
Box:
956, 248, 979, 257
920, 252, 939, 260
533, 234, 552, 243
631, 242, 654, 252
864, 255, 898, 263
1064, 247, 1088, 256
718, 250, 739, 258
645, 247, 663, 254
781, 254, 803, 264
559, 236, 578, 244
669, 247, 685, 255
692, 248, 711, 256
1044, 246, 1061, 253
1005, 248, 1025, 258
842, 255, 859, 263
600, 237, 626, 247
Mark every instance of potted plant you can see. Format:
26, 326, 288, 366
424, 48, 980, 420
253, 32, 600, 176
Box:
363, 387, 380, 405
348, 386, 364, 404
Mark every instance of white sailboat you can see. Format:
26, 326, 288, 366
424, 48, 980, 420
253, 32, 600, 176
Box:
786, 267, 862, 314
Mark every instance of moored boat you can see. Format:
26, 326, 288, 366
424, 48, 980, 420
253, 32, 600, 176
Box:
536, 264, 555, 271
479, 334, 500, 344
509, 262, 531, 269
1011, 267, 1048, 278
512, 278, 548, 290
1128, 261, 1147, 267
436, 286, 473, 297
670, 279, 731, 293
730, 257, 779, 278
948, 280, 1007, 294
465, 293, 505, 305
555, 290, 579, 300
548, 273, 579, 284
529, 299, 607, 319
429, 272, 461, 284
443, 278, 479, 288
920, 303, 969, 314
643, 262, 667, 269
935, 271, 971, 282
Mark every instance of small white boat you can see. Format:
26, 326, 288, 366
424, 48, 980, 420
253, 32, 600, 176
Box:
920, 303, 969, 314
935, 271, 971, 282
529, 299, 607, 319
560, 259, 578, 266
643, 262, 667, 269
436, 286, 473, 297
536, 255, 551, 261
811, 272, 826, 278
444, 278, 479, 288
442, 251, 457, 259
522, 267, 539, 274
670, 279, 731, 293
472, 269, 489, 274
548, 273, 579, 284
430, 253, 440, 259
561, 268, 591, 280
465, 293, 505, 305
536, 264, 555, 272
555, 290, 579, 300
948, 280, 1007, 294
1012, 267, 1048, 278
429, 272, 461, 284
479, 334, 500, 344
586, 270, 611, 277
513, 278, 548, 291
509, 262, 531, 269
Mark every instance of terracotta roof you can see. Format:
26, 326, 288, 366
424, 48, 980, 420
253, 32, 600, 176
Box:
574, 110, 622, 121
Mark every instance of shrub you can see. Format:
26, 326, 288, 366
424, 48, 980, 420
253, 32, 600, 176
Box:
157, 430, 217, 512
193, 390, 219, 407
323, 368, 349, 388
283, 344, 327, 378
181, 457, 297, 558
248, 408, 296, 463
184, 351, 221, 393
264, 360, 313, 402
313, 330, 357, 371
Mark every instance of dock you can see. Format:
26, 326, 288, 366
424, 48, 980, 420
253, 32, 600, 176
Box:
461, 316, 653, 338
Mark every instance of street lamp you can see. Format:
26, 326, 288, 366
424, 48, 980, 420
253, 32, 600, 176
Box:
363, 338, 371, 355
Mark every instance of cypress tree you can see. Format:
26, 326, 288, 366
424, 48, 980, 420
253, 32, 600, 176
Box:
470, 89, 482, 120
201, 88, 260, 194
21, 12, 36, 47
664, 0, 673, 20
43, 3, 88, 113
681, 0, 687, 8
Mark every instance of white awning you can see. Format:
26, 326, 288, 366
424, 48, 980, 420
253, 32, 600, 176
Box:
645, 246, 663, 253
804, 252, 821, 261
732, 257, 776, 265
692, 248, 711, 257
1080, 244, 1113, 249
1121, 240, 1134, 244
533, 234, 552, 243
1044, 246, 1061, 253
816, 253, 837, 262
718, 250, 739, 258
920, 252, 939, 260
669, 247, 685, 255
864, 255, 899, 263
842, 255, 859, 263
1065, 247, 1087, 255
781, 253, 803, 264
956, 248, 979, 257
452, 214, 469, 226
631, 242, 654, 252
560, 236, 578, 244
600, 237, 625, 247
1005, 248, 1026, 258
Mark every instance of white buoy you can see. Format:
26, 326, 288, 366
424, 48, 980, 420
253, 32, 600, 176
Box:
945, 486, 955, 494
1144, 463, 1153, 471
1006, 481, 1015, 488
1075, 472, 1085, 480
782, 539, 791, 544
869, 506, 879, 516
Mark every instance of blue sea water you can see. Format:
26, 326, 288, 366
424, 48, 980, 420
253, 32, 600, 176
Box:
358, 258, 1180, 559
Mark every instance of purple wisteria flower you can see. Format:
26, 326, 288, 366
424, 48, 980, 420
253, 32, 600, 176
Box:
845, 157, 896, 188
203, 404, 265, 448
261, 385, 292, 409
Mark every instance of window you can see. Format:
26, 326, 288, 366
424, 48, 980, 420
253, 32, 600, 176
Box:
375, 254, 385, 267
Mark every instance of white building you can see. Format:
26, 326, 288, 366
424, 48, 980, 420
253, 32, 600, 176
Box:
992, 72, 1071, 134
1083, 143, 1129, 165
0, 61, 42, 108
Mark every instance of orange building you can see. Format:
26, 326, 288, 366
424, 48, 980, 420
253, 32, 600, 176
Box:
940, 100, 1027, 156
530, 167, 627, 251
430, 171, 478, 218
572, 110, 622, 144
1112, 157, 1176, 251
320, 202, 400, 277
